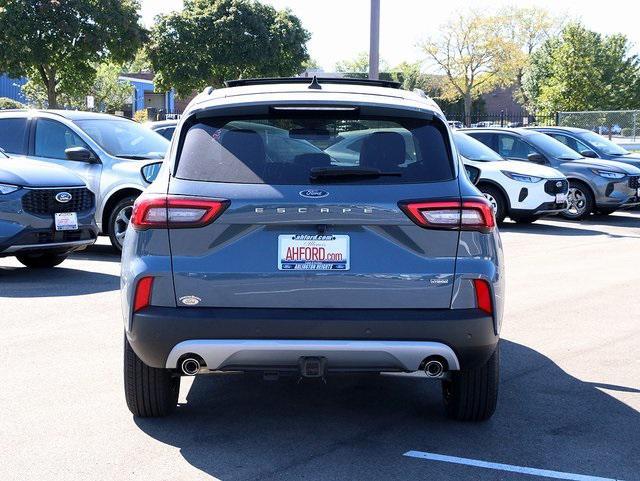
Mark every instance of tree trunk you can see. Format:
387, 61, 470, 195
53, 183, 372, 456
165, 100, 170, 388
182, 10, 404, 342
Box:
464, 93, 472, 127
37, 65, 58, 109
46, 81, 58, 109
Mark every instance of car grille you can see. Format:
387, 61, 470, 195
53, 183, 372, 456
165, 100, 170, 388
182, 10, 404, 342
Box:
544, 179, 569, 195
629, 176, 640, 189
22, 188, 94, 215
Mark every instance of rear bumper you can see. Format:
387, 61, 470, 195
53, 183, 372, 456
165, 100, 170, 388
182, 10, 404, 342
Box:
128, 307, 499, 371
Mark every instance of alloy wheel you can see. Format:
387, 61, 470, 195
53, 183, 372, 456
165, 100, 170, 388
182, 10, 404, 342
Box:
113, 205, 133, 248
566, 187, 587, 218
483, 193, 499, 214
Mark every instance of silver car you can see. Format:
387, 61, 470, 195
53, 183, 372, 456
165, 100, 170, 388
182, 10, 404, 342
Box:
0, 110, 169, 250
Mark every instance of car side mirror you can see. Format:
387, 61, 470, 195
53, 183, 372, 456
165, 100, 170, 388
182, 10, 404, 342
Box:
527, 153, 547, 164
580, 150, 598, 158
65, 147, 96, 163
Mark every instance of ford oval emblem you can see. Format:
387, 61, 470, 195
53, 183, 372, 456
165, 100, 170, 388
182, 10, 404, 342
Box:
299, 189, 329, 199
55, 192, 72, 203
555, 181, 563, 188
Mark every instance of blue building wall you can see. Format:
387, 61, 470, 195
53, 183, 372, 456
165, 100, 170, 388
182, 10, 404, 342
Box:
122, 77, 175, 114
0, 75, 28, 103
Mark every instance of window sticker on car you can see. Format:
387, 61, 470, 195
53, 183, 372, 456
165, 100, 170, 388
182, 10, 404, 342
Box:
278, 234, 349, 270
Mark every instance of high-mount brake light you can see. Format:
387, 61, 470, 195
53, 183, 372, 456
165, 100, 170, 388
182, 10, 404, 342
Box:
131, 196, 229, 230
398, 199, 495, 232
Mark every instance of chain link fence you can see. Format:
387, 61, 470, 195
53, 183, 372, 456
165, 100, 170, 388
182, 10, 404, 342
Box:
445, 110, 556, 128
558, 110, 640, 141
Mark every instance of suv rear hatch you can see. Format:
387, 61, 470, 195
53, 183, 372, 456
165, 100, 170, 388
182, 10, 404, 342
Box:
165, 106, 462, 309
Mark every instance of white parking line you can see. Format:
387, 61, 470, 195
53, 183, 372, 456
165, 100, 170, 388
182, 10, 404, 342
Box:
403, 451, 624, 481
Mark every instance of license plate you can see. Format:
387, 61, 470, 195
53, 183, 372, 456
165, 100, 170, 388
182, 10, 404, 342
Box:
556, 193, 567, 203
278, 234, 349, 270
54, 212, 78, 231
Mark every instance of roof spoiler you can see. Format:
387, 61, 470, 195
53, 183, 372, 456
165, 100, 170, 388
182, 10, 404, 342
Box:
223, 76, 401, 90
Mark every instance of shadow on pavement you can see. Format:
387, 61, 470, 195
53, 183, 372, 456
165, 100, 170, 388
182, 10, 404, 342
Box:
0, 265, 119, 297
134, 340, 640, 481
71, 243, 121, 263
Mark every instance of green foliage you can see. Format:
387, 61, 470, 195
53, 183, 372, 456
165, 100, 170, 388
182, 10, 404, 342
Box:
148, 0, 310, 97
133, 109, 149, 123
22, 62, 133, 112
335, 52, 389, 74
0, 97, 24, 109
524, 23, 640, 113
0, 0, 145, 108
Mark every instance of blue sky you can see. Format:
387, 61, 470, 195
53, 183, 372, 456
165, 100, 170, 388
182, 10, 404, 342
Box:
141, 0, 640, 71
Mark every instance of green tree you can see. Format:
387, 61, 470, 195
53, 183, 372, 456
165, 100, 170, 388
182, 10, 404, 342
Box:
418, 11, 514, 126
335, 51, 389, 75
0, 0, 145, 109
23, 62, 133, 112
524, 23, 640, 113
148, 0, 310, 96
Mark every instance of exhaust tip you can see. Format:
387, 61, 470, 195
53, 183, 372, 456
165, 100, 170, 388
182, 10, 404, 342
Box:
180, 357, 201, 376
423, 358, 446, 378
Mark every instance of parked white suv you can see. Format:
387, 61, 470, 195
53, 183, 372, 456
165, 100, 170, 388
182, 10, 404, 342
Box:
0, 110, 169, 250
454, 132, 568, 223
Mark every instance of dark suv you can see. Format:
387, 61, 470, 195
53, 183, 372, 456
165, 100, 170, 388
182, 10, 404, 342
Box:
121, 78, 504, 421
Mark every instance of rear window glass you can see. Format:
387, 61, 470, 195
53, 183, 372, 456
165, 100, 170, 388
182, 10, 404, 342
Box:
175, 116, 453, 184
0, 118, 28, 155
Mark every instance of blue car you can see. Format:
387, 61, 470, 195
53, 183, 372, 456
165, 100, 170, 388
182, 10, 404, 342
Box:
0, 150, 98, 267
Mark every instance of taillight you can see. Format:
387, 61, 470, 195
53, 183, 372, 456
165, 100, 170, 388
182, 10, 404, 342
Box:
398, 199, 495, 232
131, 196, 229, 230
473, 278, 493, 315
133, 276, 154, 312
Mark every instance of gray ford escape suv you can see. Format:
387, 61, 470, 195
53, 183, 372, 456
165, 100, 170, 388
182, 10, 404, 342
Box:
122, 78, 504, 421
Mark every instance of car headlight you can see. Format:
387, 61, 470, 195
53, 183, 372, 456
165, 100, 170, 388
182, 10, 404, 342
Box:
500, 171, 543, 183
591, 169, 625, 179
0, 183, 19, 194
141, 162, 163, 184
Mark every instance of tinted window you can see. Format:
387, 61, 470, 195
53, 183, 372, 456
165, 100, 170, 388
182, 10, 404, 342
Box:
526, 133, 582, 160
578, 131, 629, 156
157, 127, 175, 140
176, 117, 453, 185
75, 119, 168, 160
497, 134, 538, 159
467, 132, 495, 150
0, 118, 28, 154
550, 134, 593, 155
35, 119, 90, 159
454, 132, 503, 162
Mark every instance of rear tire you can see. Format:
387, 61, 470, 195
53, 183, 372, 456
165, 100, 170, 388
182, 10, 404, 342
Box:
124, 334, 179, 417
16, 253, 67, 268
478, 185, 507, 224
442, 345, 499, 421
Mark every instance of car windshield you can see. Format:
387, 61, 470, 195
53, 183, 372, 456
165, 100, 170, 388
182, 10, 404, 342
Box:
578, 131, 629, 156
75, 119, 169, 160
454, 132, 503, 162
526, 133, 582, 161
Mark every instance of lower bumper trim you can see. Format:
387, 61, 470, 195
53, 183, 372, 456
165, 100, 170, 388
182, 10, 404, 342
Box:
165, 339, 461, 372
2, 238, 96, 253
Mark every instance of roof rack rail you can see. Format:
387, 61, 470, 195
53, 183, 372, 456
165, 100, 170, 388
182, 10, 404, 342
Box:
223, 77, 401, 89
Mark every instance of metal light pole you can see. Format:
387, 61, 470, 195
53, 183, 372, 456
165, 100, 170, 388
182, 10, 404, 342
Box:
369, 0, 380, 80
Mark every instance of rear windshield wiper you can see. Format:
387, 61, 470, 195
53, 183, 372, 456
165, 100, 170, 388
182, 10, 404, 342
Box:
310, 167, 401, 181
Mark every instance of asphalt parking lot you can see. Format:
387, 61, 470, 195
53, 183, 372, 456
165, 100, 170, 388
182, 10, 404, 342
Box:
2, 212, 639, 481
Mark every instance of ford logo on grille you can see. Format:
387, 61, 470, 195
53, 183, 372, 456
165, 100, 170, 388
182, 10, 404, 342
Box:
299, 189, 329, 198
55, 192, 72, 203
555, 181, 563, 188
